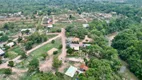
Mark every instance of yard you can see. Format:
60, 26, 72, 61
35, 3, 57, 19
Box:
30, 38, 62, 59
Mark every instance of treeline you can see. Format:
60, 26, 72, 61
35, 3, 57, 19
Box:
112, 27, 142, 79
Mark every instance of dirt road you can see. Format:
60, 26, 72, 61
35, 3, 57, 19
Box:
58, 28, 67, 61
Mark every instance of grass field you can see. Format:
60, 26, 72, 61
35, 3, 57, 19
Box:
7, 46, 25, 59
30, 38, 62, 59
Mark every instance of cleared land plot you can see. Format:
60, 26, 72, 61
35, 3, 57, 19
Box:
30, 38, 61, 59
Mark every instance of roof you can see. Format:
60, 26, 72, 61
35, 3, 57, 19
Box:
72, 37, 80, 42
65, 66, 77, 77
6, 42, 14, 47
70, 44, 80, 50
47, 24, 53, 28
83, 24, 89, 28
21, 28, 32, 32
80, 64, 88, 71
0, 49, 5, 55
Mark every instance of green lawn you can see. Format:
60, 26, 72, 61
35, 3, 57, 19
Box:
30, 38, 62, 59
7, 46, 25, 59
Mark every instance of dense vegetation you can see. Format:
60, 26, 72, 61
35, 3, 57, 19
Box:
0, 0, 142, 80
112, 27, 142, 79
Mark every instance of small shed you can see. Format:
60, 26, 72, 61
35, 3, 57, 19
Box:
47, 24, 53, 28
65, 66, 77, 77
0, 49, 5, 56
6, 42, 14, 47
83, 24, 89, 28
21, 28, 32, 32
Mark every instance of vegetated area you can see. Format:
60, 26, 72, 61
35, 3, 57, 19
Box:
0, 0, 142, 80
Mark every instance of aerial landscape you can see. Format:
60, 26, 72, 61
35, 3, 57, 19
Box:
0, 0, 142, 80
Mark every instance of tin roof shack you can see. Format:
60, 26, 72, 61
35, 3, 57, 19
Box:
0, 49, 5, 56
6, 42, 15, 47
0, 16, 7, 21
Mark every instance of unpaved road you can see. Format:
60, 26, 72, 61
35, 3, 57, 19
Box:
58, 28, 66, 61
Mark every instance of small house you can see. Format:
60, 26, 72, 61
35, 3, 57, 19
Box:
80, 64, 88, 71
21, 28, 32, 32
70, 44, 80, 50
72, 37, 80, 43
83, 24, 89, 28
0, 49, 5, 56
47, 24, 53, 28
6, 42, 14, 47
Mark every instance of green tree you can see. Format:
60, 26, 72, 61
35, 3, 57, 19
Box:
8, 61, 14, 67
53, 57, 62, 69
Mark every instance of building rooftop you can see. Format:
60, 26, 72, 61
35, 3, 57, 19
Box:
65, 66, 77, 77
0, 49, 5, 55
80, 64, 89, 71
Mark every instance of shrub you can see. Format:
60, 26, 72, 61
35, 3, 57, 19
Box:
8, 61, 14, 67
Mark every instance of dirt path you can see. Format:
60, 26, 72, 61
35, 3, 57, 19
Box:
65, 14, 72, 24
26, 34, 61, 55
58, 28, 68, 73
58, 28, 66, 61
106, 32, 118, 46
46, 33, 60, 35
39, 56, 53, 72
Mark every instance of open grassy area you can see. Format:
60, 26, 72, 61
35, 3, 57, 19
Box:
30, 38, 62, 59
7, 46, 25, 59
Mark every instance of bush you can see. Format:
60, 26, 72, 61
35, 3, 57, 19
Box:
58, 45, 62, 49
53, 57, 62, 69
8, 61, 14, 67
51, 40, 55, 44
53, 51, 58, 55
41, 53, 47, 60
4, 68, 12, 75
0, 68, 12, 75
4, 52, 9, 58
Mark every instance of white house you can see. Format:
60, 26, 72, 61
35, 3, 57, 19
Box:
70, 44, 80, 50
47, 24, 53, 28
83, 24, 89, 28
6, 42, 14, 47
0, 49, 5, 56
21, 28, 32, 32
